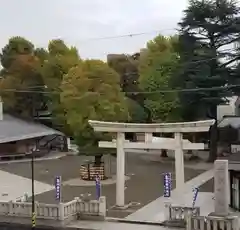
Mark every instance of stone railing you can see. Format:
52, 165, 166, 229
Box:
164, 202, 200, 221
0, 196, 106, 226
170, 206, 200, 220
186, 215, 239, 230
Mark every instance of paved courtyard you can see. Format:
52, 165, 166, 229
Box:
0, 153, 213, 218
127, 169, 214, 222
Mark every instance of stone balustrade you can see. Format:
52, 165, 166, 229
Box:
186, 215, 239, 230
164, 202, 200, 221
170, 206, 200, 220
0, 196, 106, 227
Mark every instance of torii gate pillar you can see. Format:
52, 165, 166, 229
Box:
116, 132, 125, 206
175, 132, 184, 193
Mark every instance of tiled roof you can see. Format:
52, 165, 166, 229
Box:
0, 114, 63, 143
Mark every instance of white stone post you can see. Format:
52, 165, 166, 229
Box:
186, 214, 192, 230
8, 200, 13, 215
214, 160, 229, 216
174, 132, 185, 193
164, 201, 171, 221
35, 201, 39, 217
232, 216, 239, 230
145, 133, 153, 142
99, 196, 106, 217
74, 197, 80, 213
67, 138, 71, 151
58, 203, 65, 221
116, 132, 125, 207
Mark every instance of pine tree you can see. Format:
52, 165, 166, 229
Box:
177, 0, 240, 161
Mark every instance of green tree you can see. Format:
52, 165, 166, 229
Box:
60, 59, 129, 164
139, 35, 181, 122
42, 39, 80, 90
127, 98, 147, 123
107, 53, 139, 95
177, 0, 240, 162
40, 39, 80, 133
34, 48, 49, 64
0, 36, 34, 70
107, 53, 148, 122
0, 37, 45, 118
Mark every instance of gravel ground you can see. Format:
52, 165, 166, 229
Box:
0, 153, 210, 218
0, 155, 86, 185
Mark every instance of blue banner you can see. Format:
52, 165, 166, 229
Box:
55, 176, 61, 202
163, 173, 171, 197
95, 175, 101, 200
192, 187, 199, 207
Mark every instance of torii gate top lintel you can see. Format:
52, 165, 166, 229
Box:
88, 119, 215, 133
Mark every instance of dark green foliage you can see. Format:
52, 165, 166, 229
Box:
178, 0, 240, 120
177, 0, 240, 161
0, 36, 46, 118
0, 36, 34, 69
107, 53, 149, 121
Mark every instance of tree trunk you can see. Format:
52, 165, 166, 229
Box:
94, 154, 103, 166
207, 103, 218, 162
208, 121, 218, 162
143, 106, 151, 123
161, 149, 168, 158
207, 38, 218, 162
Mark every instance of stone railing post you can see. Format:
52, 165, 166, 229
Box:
164, 201, 171, 220
186, 214, 192, 230
35, 202, 39, 217
99, 196, 106, 217
74, 197, 80, 214
58, 203, 65, 221
232, 216, 239, 230
8, 201, 13, 215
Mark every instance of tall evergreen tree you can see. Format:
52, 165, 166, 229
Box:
177, 0, 240, 161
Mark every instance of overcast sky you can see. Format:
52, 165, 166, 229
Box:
0, 0, 188, 60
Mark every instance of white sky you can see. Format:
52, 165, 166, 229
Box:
0, 0, 188, 60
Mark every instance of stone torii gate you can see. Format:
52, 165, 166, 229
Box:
89, 119, 214, 207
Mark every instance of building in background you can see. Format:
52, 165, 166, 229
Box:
228, 155, 240, 211
217, 96, 238, 121
0, 100, 67, 160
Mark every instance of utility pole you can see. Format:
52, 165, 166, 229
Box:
31, 149, 36, 229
